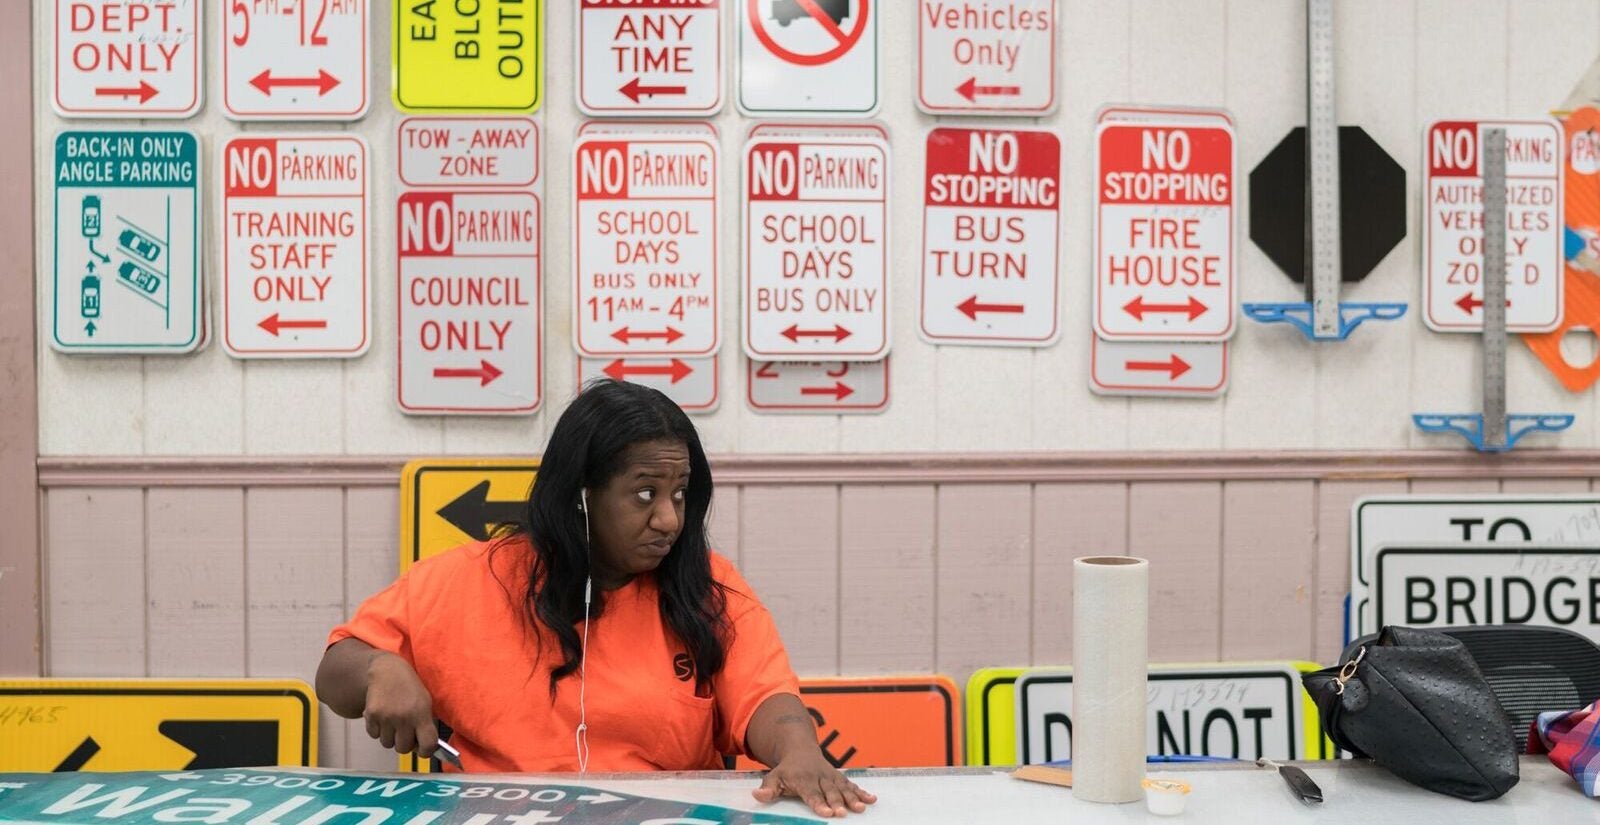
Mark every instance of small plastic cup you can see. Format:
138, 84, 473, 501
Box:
1141, 777, 1191, 816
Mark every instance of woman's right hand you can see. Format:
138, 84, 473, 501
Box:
362, 652, 439, 758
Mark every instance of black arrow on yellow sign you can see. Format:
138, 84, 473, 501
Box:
160, 721, 279, 769
437, 480, 524, 541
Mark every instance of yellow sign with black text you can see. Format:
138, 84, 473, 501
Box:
0, 680, 316, 772
393, 0, 544, 112
401, 459, 538, 571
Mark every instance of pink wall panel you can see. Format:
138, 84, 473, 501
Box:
45, 489, 145, 676
1220, 481, 1314, 660
936, 484, 1031, 685
146, 488, 246, 676
739, 486, 841, 675
839, 486, 936, 673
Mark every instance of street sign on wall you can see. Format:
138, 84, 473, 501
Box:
916, 0, 1056, 115
222, 0, 369, 120
578, 0, 723, 116
746, 358, 889, 413
393, 0, 543, 112
737, 0, 878, 116
53, 0, 202, 118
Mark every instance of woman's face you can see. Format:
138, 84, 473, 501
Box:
587, 438, 691, 587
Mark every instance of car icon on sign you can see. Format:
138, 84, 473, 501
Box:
771, 0, 849, 25
80, 274, 100, 318
119, 228, 162, 263
118, 260, 163, 295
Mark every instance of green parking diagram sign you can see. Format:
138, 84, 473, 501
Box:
52, 131, 201, 353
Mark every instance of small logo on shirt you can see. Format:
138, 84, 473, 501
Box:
673, 653, 695, 682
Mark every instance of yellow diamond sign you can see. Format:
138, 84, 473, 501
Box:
0, 680, 316, 772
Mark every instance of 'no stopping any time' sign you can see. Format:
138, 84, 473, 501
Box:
744, 125, 890, 361
921, 127, 1060, 345
222, 135, 369, 358
579, 0, 723, 116
574, 124, 720, 357
1094, 112, 1236, 341
1423, 119, 1563, 333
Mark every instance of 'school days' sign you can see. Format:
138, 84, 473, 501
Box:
1422, 119, 1564, 333
916, 0, 1056, 115
1094, 115, 1236, 341
578, 0, 723, 116
743, 127, 890, 361
222, 135, 369, 358
222, 0, 369, 120
52, 130, 201, 353
397, 117, 543, 415
53, 0, 202, 118
920, 126, 1060, 346
573, 126, 721, 358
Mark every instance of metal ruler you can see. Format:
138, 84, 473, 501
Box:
1306, 0, 1341, 337
1481, 128, 1508, 450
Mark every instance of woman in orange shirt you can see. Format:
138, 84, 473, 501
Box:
317, 380, 874, 818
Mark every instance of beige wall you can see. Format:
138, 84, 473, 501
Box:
34, 453, 1597, 768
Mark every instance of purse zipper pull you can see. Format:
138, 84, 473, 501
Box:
1334, 646, 1367, 696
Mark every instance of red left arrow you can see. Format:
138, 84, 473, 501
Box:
95, 81, 158, 103
957, 295, 1026, 320
800, 382, 855, 401
619, 77, 688, 103
433, 360, 504, 386
602, 359, 693, 385
1125, 354, 1192, 380
258, 314, 326, 336
1123, 295, 1208, 321
250, 69, 340, 96
956, 77, 1022, 102
1455, 292, 1511, 314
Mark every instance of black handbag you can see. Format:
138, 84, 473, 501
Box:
1303, 626, 1520, 801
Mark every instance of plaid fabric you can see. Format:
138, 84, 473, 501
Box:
1530, 701, 1600, 797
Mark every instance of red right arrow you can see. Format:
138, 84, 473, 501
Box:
433, 359, 504, 387
619, 77, 688, 103
1455, 292, 1511, 314
800, 381, 855, 401
1125, 354, 1192, 380
781, 324, 852, 343
602, 358, 693, 385
956, 77, 1022, 102
611, 326, 685, 345
1123, 295, 1208, 321
250, 69, 340, 96
957, 295, 1026, 320
257, 313, 327, 336
95, 81, 158, 103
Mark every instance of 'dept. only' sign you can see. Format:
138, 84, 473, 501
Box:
744, 127, 890, 361
1423, 119, 1563, 333
1094, 118, 1236, 341
578, 0, 722, 116
574, 126, 720, 357
917, 0, 1056, 115
921, 127, 1059, 345
54, 0, 202, 118
222, 135, 369, 358
397, 117, 542, 415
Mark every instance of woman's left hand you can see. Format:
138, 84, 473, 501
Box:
752, 750, 877, 818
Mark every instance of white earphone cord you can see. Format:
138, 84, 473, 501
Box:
577, 489, 592, 774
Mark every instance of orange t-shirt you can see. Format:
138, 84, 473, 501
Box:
327, 538, 800, 773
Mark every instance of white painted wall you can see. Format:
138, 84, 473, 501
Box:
34, 0, 1600, 456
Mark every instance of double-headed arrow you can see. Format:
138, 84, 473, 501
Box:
619, 77, 687, 103
956, 77, 1021, 103
957, 295, 1025, 321
781, 324, 852, 343
611, 326, 685, 345
603, 358, 693, 385
250, 69, 340, 96
800, 381, 854, 401
257, 313, 326, 336
1122, 295, 1208, 321
1455, 292, 1512, 315
1125, 354, 1192, 380
95, 81, 158, 104
433, 359, 503, 387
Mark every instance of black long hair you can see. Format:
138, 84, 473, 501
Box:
500, 379, 727, 694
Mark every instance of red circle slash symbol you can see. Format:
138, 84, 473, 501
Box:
747, 0, 871, 67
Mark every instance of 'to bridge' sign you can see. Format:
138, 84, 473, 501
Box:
1094, 118, 1236, 341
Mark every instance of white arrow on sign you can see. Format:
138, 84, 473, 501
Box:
578, 792, 625, 804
